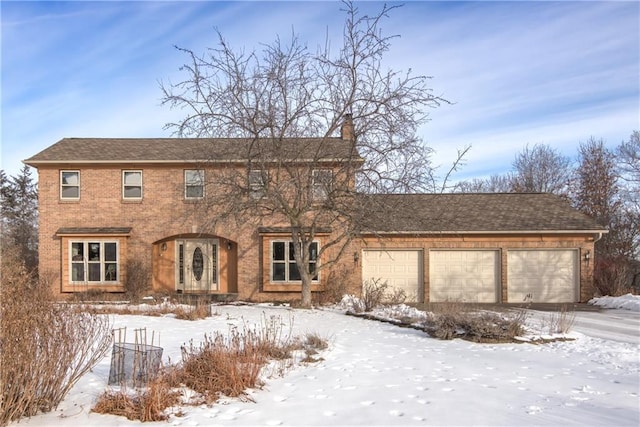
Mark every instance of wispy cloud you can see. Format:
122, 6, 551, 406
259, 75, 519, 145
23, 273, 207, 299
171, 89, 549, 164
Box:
2, 1, 638, 182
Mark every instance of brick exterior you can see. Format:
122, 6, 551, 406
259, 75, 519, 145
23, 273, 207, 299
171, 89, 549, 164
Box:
35, 162, 601, 303
36, 164, 356, 302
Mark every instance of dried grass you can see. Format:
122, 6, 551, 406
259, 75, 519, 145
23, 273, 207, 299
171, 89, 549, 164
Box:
82, 301, 211, 320
542, 305, 576, 334
91, 313, 316, 421
92, 376, 180, 422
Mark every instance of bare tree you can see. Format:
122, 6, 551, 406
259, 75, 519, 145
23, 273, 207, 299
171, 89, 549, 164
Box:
511, 143, 572, 195
456, 174, 513, 193
617, 131, 640, 208
571, 137, 639, 293
616, 131, 640, 261
161, 1, 451, 306
571, 137, 620, 233
455, 143, 572, 195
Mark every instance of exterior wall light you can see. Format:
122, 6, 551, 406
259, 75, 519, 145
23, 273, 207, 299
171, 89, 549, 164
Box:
584, 250, 591, 265
227, 241, 233, 251
354, 251, 359, 263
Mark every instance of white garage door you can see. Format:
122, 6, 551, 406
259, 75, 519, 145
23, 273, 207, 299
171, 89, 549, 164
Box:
362, 250, 422, 302
508, 250, 577, 303
429, 250, 499, 303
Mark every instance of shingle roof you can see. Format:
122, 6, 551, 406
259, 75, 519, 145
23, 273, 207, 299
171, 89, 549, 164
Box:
24, 137, 360, 165
357, 193, 607, 233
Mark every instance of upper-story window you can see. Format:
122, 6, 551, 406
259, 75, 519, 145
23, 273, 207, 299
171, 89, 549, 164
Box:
249, 169, 268, 199
312, 169, 333, 200
122, 170, 142, 200
60, 170, 80, 200
185, 169, 204, 199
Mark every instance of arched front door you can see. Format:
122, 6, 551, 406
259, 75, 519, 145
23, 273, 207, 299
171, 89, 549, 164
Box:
176, 239, 218, 292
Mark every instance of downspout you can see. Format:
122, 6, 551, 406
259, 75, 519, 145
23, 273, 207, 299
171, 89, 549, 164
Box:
593, 232, 603, 244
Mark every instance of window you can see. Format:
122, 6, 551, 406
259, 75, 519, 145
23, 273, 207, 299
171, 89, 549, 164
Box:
271, 241, 319, 283
185, 169, 204, 199
122, 170, 142, 199
178, 243, 184, 285
312, 169, 333, 200
249, 170, 267, 199
70, 241, 118, 283
60, 170, 80, 199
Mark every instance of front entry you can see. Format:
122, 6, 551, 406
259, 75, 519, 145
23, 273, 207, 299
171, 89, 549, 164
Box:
176, 239, 218, 292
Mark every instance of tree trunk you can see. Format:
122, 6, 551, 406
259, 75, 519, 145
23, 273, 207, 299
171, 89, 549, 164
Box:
300, 276, 312, 308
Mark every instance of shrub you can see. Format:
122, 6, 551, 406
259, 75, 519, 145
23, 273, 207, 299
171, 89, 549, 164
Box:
422, 302, 527, 343
299, 332, 329, 363
542, 305, 576, 335
91, 314, 322, 421
594, 256, 634, 297
360, 278, 407, 312
166, 314, 295, 403
313, 268, 348, 306
125, 259, 152, 302
0, 250, 112, 426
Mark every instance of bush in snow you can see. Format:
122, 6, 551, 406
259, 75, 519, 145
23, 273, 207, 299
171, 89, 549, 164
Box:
340, 294, 366, 313
124, 259, 152, 302
594, 256, 635, 297
360, 278, 406, 312
422, 302, 527, 342
0, 248, 112, 426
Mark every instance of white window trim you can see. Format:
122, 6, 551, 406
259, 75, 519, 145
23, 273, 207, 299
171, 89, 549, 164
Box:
270, 240, 320, 283
249, 169, 268, 199
184, 169, 205, 199
69, 240, 120, 284
122, 170, 143, 200
312, 169, 333, 200
60, 170, 80, 200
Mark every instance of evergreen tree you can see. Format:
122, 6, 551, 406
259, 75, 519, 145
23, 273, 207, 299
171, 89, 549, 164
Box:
1, 166, 38, 271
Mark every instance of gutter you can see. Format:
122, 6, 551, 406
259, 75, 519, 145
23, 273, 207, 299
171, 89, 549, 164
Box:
23, 158, 365, 167
359, 230, 610, 236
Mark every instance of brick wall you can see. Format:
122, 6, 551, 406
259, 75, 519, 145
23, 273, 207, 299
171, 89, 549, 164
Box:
37, 163, 354, 301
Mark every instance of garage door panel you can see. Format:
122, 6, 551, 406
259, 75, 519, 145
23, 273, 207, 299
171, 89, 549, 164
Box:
507, 250, 577, 303
429, 250, 499, 303
362, 250, 422, 303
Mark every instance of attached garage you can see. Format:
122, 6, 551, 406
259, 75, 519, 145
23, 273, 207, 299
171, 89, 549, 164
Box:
429, 250, 499, 303
356, 193, 607, 304
362, 250, 422, 302
508, 250, 578, 303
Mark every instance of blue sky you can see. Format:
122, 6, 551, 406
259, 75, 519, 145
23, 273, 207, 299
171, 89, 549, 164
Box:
2, 1, 638, 182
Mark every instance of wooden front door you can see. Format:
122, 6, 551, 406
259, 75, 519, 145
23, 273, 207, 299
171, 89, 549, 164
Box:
177, 239, 218, 292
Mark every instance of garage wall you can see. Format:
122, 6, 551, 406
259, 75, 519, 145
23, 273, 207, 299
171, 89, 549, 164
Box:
357, 234, 596, 303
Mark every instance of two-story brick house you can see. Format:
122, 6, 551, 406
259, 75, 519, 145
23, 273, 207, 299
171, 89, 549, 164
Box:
25, 118, 607, 303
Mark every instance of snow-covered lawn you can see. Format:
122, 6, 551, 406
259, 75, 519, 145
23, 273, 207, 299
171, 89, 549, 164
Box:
10, 296, 640, 426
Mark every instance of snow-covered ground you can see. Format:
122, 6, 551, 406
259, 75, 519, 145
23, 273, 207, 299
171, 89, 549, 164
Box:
10, 296, 640, 426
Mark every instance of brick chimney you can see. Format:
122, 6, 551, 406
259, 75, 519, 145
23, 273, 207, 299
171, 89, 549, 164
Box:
340, 113, 354, 141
